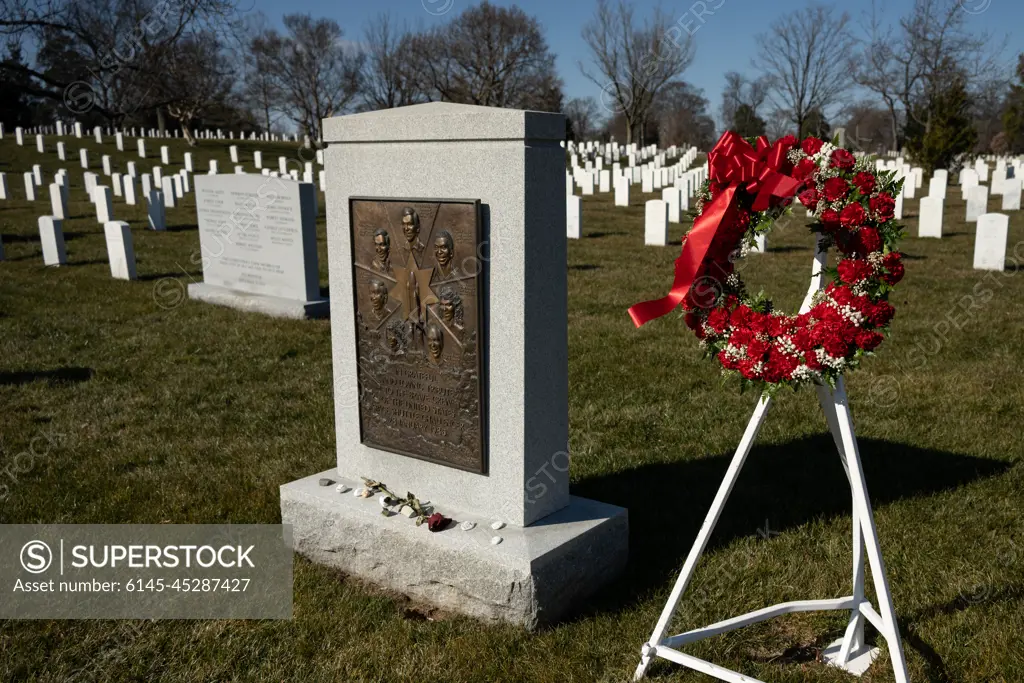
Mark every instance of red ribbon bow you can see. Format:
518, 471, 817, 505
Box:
627, 131, 805, 328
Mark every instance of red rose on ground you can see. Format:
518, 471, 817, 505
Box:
852, 172, 875, 195
857, 227, 882, 253
427, 512, 451, 532
793, 157, 818, 181
801, 137, 824, 156
882, 252, 905, 284
830, 148, 856, 171
839, 202, 866, 228
856, 330, 884, 351
837, 258, 874, 283
798, 187, 820, 211
870, 193, 896, 221
823, 177, 850, 202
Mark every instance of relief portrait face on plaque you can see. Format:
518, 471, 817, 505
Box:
349, 198, 485, 474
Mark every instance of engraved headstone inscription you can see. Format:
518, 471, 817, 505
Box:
349, 197, 484, 473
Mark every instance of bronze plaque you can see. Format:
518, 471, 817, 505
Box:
348, 197, 486, 474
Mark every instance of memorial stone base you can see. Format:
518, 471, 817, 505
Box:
187, 282, 329, 319
280, 470, 628, 629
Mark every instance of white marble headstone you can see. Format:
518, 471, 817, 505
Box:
566, 195, 581, 239
973, 213, 1008, 271
193, 174, 320, 302
103, 221, 137, 280
918, 196, 943, 238
966, 186, 988, 222
38, 216, 67, 265
645, 199, 668, 245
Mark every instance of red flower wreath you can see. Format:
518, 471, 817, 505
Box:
632, 133, 906, 390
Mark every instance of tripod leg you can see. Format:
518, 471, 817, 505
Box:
816, 384, 866, 663
831, 378, 910, 683
634, 392, 773, 680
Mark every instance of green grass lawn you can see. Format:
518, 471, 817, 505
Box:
2, 135, 1023, 682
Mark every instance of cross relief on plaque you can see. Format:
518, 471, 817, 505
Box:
349, 198, 486, 474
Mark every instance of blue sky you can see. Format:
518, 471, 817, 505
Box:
258, 0, 1023, 122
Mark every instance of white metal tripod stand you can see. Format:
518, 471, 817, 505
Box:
634, 236, 911, 683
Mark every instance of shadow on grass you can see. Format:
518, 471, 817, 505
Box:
584, 231, 628, 239
573, 434, 1010, 617
569, 264, 600, 271
137, 271, 200, 281
0, 367, 94, 386
764, 246, 810, 254
165, 223, 198, 233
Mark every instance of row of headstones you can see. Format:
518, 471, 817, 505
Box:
564, 139, 675, 169
36, 216, 136, 280
14, 125, 326, 177
566, 147, 704, 240
4, 121, 312, 145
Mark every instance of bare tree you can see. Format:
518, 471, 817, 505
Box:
580, 0, 695, 145
358, 13, 420, 111
852, 0, 1006, 149
719, 71, 768, 133
159, 31, 231, 144
754, 4, 855, 137
564, 96, 600, 140
408, 2, 562, 111
0, 0, 239, 123
250, 14, 363, 140
654, 81, 715, 149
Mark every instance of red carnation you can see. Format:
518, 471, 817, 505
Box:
870, 193, 896, 221
882, 252, 905, 285
856, 330, 884, 351
829, 284, 853, 306
792, 327, 816, 353
769, 315, 794, 337
747, 339, 771, 359
717, 349, 739, 370
801, 137, 824, 156
764, 349, 799, 383
865, 300, 895, 327
852, 172, 875, 195
837, 259, 874, 284
793, 157, 818, 182
738, 358, 763, 380
684, 311, 702, 331
820, 208, 841, 227
798, 188, 820, 211
747, 312, 772, 335
730, 305, 754, 329
730, 327, 754, 348
830, 148, 856, 171
707, 307, 731, 333
823, 177, 850, 202
839, 202, 866, 228
858, 227, 882, 253
778, 134, 798, 149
